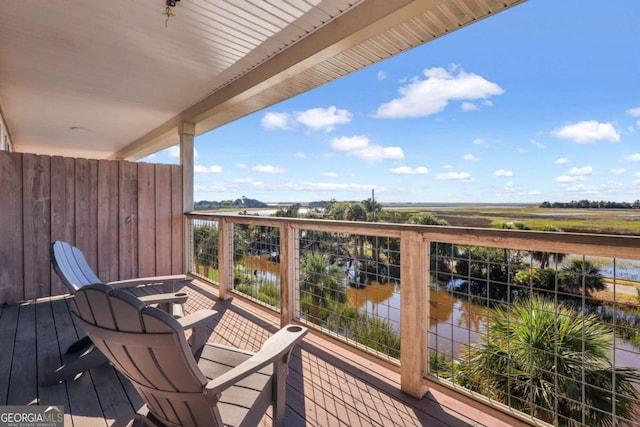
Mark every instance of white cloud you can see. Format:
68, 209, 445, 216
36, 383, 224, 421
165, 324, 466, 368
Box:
261, 112, 291, 130
194, 183, 229, 192
236, 163, 247, 169
530, 139, 544, 148
529, 190, 541, 195
251, 165, 286, 174
437, 172, 475, 182
472, 138, 486, 145
442, 164, 453, 169
166, 146, 180, 158
555, 157, 569, 164
569, 166, 593, 176
610, 168, 626, 176
493, 169, 514, 177
562, 181, 625, 196
389, 166, 428, 174
194, 165, 222, 174
233, 178, 253, 184
323, 172, 339, 178
556, 175, 587, 183
331, 135, 370, 152
551, 120, 620, 143
625, 153, 640, 161
626, 107, 640, 117
356, 146, 404, 162
377, 71, 387, 80
374, 66, 504, 118
219, 178, 381, 193
165, 145, 198, 158
295, 106, 351, 132
330, 135, 404, 162
463, 153, 479, 161
461, 102, 478, 111
289, 182, 378, 192
561, 184, 601, 195
483, 100, 494, 107
294, 152, 306, 159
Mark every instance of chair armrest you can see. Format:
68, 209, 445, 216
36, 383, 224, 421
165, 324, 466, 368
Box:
106, 274, 189, 292
138, 292, 189, 305
204, 325, 307, 395
177, 309, 218, 353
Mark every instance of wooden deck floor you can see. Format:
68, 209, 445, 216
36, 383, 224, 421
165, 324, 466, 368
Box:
0, 280, 524, 427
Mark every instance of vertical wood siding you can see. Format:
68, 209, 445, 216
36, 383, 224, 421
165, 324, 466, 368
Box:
0, 151, 183, 305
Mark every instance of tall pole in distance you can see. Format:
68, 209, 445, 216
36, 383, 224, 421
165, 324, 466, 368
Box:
371, 188, 376, 221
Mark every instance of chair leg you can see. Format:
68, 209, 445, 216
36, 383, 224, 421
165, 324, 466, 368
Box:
131, 406, 162, 427
43, 346, 109, 386
66, 335, 93, 354
272, 361, 289, 427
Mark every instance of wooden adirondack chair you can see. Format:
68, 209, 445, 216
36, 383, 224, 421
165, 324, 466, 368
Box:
72, 284, 307, 427
51, 240, 190, 317
46, 240, 191, 384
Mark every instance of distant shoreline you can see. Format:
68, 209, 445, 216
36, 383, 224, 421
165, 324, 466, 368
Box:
266, 202, 540, 209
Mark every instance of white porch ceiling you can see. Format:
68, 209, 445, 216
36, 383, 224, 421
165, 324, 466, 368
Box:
0, 0, 524, 160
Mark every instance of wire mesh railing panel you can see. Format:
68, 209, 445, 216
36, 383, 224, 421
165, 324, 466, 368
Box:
427, 242, 640, 427
189, 217, 220, 283
230, 223, 281, 311
296, 229, 401, 360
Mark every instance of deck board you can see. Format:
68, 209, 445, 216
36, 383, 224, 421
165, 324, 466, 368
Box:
35, 299, 72, 426
1, 282, 524, 426
8, 301, 37, 405
54, 297, 106, 427
0, 304, 19, 404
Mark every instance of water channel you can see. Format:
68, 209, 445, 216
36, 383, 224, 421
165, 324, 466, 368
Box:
240, 255, 640, 369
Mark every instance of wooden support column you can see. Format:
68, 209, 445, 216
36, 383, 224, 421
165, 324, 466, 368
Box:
179, 122, 195, 213
279, 223, 298, 326
179, 122, 195, 275
217, 217, 232, 300
400, 230, 429, 398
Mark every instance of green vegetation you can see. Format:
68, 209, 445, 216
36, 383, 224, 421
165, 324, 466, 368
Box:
194, 196, 267, 210
387, 205, 640, 235
300, 252, 347, 321
456, 296, 640, 426
234, 280, 280, 307
541, 199, 640, 209
298, 252, 400, 358
512, 259, 606, 298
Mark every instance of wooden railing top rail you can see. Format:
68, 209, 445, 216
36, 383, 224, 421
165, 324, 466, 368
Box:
186, 212, 640, 261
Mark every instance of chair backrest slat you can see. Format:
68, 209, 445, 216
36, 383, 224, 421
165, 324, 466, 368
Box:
51, 241, 103, 293
72, 284, 216, 426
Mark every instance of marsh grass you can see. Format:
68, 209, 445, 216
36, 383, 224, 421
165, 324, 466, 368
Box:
396, 207, 640, 234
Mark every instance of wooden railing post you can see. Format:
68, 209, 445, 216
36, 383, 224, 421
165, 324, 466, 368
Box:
179, 122, 195, 276
279, 223, 298, 326
217, 217, 232, 300
400, 230, 429, 398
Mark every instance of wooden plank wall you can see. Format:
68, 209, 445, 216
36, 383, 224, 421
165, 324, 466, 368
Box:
0, 151, 183, 305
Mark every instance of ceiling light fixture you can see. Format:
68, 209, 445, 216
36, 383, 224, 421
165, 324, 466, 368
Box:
162, 0, 181, 27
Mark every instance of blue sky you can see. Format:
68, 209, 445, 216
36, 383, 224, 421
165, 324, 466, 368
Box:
142, 0, 640, 204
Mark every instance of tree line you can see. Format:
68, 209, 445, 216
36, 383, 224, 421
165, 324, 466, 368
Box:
540, 199, 640, 209
194, 195, 267, 210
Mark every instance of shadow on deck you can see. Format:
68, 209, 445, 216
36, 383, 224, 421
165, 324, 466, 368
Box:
0, 280, 519, 427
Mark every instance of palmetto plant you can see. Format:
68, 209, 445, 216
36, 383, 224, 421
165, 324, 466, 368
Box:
560, 258, 606, 296
299, 252, 347, 324
456, 296, 640, 426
